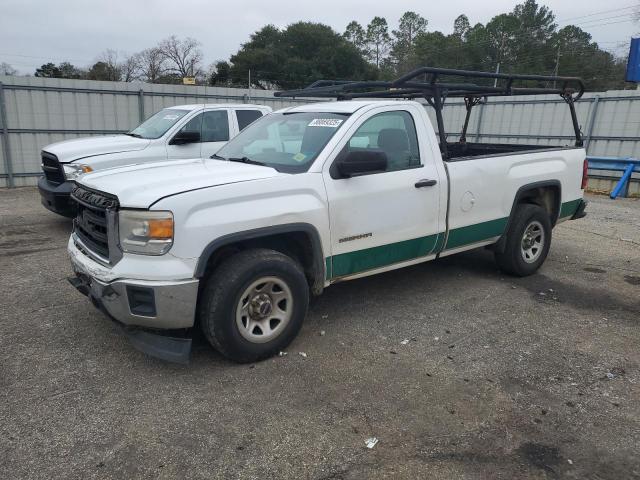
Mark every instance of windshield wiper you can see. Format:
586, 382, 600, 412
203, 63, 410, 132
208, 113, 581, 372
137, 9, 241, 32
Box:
210, 153, 226, 160
228, 156, 266, 166
124, 132, 143, 138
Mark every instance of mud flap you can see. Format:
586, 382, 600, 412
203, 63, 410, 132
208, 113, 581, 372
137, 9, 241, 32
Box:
571, 199, 587, 220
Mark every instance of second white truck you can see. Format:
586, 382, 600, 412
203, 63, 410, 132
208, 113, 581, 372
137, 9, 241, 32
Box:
38, 103, 271, 216
65, 67, 588, 363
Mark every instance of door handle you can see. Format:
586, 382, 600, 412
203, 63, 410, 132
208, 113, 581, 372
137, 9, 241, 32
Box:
415, 179, 437, 188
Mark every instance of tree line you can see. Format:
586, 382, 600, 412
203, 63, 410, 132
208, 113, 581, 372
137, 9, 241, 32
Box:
1, 1, 630, 91
23, 36, 204, 84
216, 1, 628, 91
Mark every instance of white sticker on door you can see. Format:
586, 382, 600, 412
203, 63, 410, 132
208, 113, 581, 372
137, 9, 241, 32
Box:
308, 119, 343, 128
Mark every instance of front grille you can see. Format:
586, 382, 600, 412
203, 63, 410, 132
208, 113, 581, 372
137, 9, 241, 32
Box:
41, 151, 65, 184
71, 185, 119, 262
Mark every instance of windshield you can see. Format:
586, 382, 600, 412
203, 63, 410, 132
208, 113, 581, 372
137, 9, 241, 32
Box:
214, 112, 350, 173
128, 108, 191, 139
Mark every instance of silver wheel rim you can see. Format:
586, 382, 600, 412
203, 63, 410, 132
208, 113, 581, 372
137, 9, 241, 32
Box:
235, 276, 293, 344
521, 220, 545, 264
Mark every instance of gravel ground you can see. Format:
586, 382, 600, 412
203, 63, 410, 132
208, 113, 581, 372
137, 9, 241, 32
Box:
0, 188, 639, 480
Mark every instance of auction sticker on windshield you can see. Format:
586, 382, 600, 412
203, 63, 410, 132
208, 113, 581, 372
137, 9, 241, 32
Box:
308, 119, 343, 128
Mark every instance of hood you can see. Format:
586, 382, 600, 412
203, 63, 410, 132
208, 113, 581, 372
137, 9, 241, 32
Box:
43, 135, 151, 163
78, 158, 280, 208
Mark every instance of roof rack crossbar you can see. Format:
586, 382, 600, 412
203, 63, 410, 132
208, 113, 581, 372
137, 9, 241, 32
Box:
275, 66, 585, 101
273, 66, 585, 149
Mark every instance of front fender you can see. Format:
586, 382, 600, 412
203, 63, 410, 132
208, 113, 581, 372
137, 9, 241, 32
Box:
152, 174, 331, 290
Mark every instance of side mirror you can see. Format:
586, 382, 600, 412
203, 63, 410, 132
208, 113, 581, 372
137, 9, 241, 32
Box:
336, 150, 387, 178
170, 130, 200, 145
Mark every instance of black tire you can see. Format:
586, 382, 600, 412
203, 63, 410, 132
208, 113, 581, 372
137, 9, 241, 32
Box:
495, 204, 552, 277
199, 248, 309, 363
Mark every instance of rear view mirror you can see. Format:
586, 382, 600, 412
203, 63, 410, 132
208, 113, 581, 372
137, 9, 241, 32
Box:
336, 150, 387, 178
170, 130, 200, 145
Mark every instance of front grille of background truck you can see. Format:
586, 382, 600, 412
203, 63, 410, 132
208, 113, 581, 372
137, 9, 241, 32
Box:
41, 152, 65, 184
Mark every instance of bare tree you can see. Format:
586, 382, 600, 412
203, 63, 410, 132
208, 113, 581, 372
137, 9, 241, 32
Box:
87, 49, 121, 81
138, 47, 167, 83
158, 36, 203, 78
120, 53, 141, 82
0, 62, 18, 76
101, 49, 121, 78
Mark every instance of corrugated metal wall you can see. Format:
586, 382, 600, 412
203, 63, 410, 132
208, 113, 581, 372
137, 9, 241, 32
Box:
431, 90, 640, 155
1, 75, 640, 188
0, 76, 312, 187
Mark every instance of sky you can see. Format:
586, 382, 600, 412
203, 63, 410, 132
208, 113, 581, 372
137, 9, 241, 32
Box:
1, 0, 638, 74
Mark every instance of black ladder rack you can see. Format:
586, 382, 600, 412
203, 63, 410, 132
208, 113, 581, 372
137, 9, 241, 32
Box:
275, 66, 585, 159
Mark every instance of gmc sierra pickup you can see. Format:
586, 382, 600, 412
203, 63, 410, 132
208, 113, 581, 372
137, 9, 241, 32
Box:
66, 67, 588, 363
38, 103, 271, 217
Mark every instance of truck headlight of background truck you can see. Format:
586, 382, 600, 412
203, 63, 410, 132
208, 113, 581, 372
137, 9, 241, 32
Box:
118, 210, 174, 255
63, 163, 93, 180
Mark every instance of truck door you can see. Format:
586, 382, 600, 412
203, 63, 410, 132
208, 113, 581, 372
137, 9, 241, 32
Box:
322, 106, 443, 280
200, 109, 232, 158
167, 112, 203, 159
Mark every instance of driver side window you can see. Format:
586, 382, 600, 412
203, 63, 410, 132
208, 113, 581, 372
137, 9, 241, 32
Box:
202, 110, 230, 142
345, 111, 421, 172
174, 111, 230, 143
179, 113, 203, 136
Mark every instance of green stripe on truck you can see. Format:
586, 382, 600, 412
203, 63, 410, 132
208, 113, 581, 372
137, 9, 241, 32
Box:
327, 217, 506, 279
325, 200, 582, 279
329, 234, 440, 278
444, 217, 508, 250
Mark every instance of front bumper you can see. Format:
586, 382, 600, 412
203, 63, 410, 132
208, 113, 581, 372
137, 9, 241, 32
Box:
68, 239, 199, 329
38, 177, 76, 217
69, 270, 199, 329
67, 237, 200, 363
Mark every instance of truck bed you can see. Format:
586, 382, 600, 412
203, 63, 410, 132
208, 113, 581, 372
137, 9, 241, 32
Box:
445, 142, 577, 161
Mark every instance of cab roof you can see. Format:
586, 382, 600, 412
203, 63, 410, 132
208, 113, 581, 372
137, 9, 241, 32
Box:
167, 103, 270, 111
279, 100, 422, 114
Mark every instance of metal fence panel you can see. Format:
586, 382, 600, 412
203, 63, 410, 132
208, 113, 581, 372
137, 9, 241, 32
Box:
1, 76, 640, 188
0, 76, 317, 187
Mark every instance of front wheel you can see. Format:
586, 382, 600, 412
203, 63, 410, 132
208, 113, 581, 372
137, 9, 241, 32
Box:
199, 249, 309, 363
495, 204, 552, 277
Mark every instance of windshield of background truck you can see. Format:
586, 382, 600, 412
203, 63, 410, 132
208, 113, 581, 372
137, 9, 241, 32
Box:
128, 108, 191, 139
214, 112, 350, 173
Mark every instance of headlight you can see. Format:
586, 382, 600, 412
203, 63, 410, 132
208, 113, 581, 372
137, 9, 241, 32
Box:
63, 164, 93, 180
118, 210, 174, 255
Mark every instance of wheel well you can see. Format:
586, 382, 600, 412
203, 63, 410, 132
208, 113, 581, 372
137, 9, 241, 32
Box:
491, 183, 560, 254
516, 185, 560, 225
200, 231, 323, 295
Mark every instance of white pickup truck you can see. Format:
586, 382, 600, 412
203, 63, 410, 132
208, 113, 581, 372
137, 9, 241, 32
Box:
66, 68, 588, 363
38, 103, 271, 217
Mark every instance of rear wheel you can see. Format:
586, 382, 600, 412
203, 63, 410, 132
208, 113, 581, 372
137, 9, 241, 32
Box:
495, 204, 552, 277
199, 249, 309, 363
